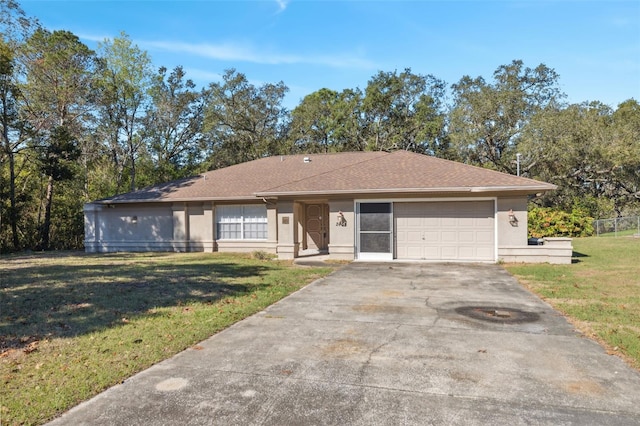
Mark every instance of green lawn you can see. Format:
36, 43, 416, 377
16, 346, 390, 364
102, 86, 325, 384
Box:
505, 237, 640, 370
594, 229, 639, 238
0, 252, 335, 426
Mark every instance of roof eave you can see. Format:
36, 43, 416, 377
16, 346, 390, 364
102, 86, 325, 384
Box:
469, 184, 557, 193
255, 185, 556, 198
93, 195, 261, 205
92, 184, 556, 204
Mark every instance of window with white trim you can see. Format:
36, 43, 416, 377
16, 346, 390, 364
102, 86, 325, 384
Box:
216, 205, 268, 240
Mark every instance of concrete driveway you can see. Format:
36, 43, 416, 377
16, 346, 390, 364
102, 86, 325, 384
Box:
48, 263, 640, 425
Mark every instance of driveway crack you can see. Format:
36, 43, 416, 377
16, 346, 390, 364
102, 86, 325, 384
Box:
356, 324, 402, 384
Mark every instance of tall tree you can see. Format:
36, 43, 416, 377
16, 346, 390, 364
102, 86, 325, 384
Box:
143, 66, 205, 182
520, 100, 640, 218
203, 69, 289, 168
0, 38, 22, 250
18, 29, 96, 249
449, 60, 562, 172
362, 68, 447, 154
289, 88, 341, 153
0, 0, 37, 250
288, 87, 369, 153
331, 88, 367, 151
609, 99, 640, 214
95, 32, 153, 192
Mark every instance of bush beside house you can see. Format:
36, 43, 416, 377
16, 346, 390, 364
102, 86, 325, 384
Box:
528, 207, 594, 238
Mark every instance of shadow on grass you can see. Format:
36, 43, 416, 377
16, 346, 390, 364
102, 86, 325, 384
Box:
571, 250, 589, 264
0, 255, 271, 352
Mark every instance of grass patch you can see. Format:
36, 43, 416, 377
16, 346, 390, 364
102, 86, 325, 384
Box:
505, 237, 640, 370
594, 229, 639, 238
0, 251, 336, 425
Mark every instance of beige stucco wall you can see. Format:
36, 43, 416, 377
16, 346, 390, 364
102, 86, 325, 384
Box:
496, 197, 528, 247
267, 204, 278, 246
187, 202, 214, 252
85, 201, 276, 254
276, 201, 299, 259
328, 199, 355, 259
84, 203, 174, 252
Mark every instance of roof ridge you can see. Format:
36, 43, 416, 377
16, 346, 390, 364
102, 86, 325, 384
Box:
413, 152, 548, 184
257, 151, 389, 193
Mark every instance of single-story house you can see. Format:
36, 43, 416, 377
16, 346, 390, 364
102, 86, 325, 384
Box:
84, 150, 572, 263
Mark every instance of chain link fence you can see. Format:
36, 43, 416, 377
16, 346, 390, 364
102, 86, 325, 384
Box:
593, 216, 640, 237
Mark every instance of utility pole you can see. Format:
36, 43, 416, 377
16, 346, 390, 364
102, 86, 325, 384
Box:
516, 153, 522, 176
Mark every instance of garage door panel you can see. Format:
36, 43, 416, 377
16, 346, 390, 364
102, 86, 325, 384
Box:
458, 231, 475, 242
458, 247, 475, 258
407, 232, 423, 242
476, 231, 493, 243
441, 246, 457, 259
441, 231, 457, 242
424, 231, 440, 241
406, 246, 424, 258
395, 201, 495, 261
458, 217, 475, 227
424, 217, 440, 226
441, 218, 457, 227
423, 247, 440, 258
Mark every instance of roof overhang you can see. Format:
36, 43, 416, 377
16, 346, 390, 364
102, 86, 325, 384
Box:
254, 184, 557, 198
92, 184, 556, 205
93, 196, 265, 205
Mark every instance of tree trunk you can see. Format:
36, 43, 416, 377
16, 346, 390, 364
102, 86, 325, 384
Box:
40, 174, 54, 250
8, 150, 18, 250
129, 152, 136, 192
1, 113, 19, 249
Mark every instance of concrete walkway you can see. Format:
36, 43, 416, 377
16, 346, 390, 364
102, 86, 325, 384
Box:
48, 263, 640, 425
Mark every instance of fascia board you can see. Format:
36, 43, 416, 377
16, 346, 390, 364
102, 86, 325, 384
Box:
255, 185, 555, 197
95, 196, 261, 205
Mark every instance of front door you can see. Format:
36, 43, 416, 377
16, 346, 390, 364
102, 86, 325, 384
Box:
305, 204, 328, 251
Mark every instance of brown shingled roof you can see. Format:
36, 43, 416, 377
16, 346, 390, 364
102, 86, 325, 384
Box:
97, 151, 555, 203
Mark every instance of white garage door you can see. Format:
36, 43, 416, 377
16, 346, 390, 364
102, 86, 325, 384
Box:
395, 201, 495, 261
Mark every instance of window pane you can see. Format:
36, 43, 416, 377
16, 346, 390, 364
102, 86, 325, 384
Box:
244, 222, 267, 239
360, 203, 391, 214
216, 205, 267, 240
360, 233, 391, 253
243, 205, 267, 222
359, 203, 391, 232
218, 223, 241, 239
217, 206, 242, 223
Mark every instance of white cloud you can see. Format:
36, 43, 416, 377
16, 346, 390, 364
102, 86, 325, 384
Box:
144, 40, 295, 64
77, 33, 112, 43
275, 0, 289, 13
142, 40, 376, 70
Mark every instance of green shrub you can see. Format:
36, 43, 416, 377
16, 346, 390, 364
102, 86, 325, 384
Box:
528, 207, 594, 238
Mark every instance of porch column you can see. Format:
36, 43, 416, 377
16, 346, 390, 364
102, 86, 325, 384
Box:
209, 202, 218, 252
276, 201, 299, 259
328, 200, 355, 260
202, 202, 215, 252
266, 203, 278, 252
172, 203, 188, 252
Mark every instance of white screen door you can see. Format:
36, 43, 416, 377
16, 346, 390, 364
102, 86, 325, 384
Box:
357, 202, 392, 260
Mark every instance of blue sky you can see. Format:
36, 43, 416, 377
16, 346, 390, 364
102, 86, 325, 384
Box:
20, 0, 640, 110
